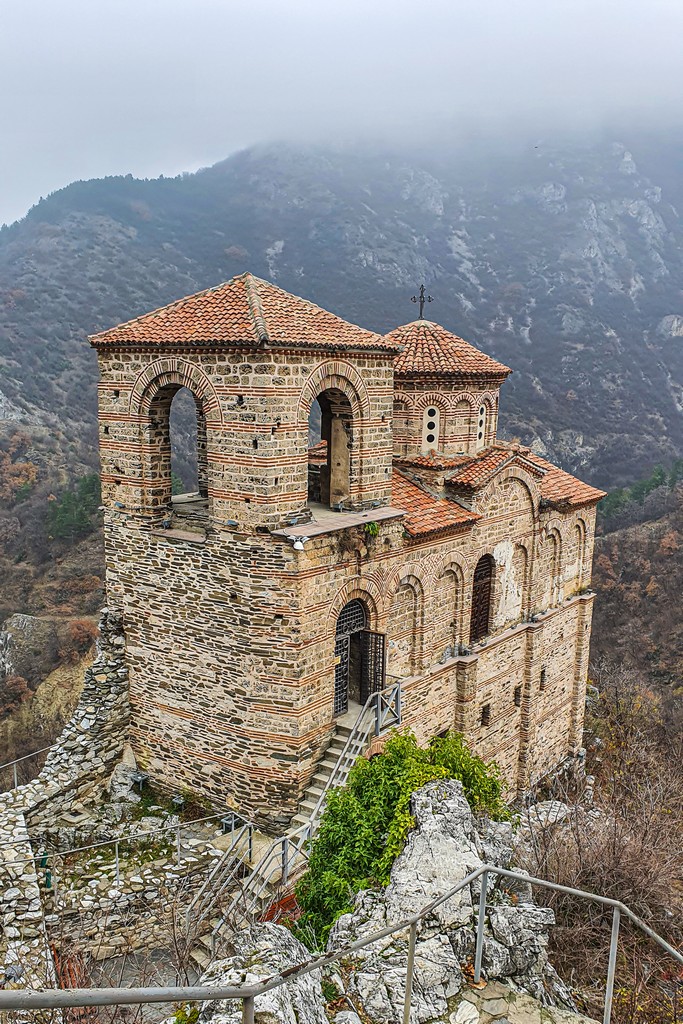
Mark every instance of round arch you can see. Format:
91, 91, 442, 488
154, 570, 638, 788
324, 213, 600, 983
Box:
129, 359, 223, 424
297, 359, 370, 422
327, 579, 383, 636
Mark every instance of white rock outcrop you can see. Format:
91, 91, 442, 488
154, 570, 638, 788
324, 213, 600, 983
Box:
180, 780, 589, 1024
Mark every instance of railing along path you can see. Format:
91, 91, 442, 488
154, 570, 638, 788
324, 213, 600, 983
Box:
0, 864, 679, 1024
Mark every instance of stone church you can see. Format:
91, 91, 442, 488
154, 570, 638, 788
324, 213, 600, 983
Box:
90, 272, 604, 826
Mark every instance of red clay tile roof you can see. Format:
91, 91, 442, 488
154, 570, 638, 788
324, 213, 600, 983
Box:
391, 469, 479, 538
387, 320, 511, 379
444, 446, 544, 491
90, 273, 399, 352
438, 443, 605, 509
308, 440, 328, 465
524, 452, 607, 509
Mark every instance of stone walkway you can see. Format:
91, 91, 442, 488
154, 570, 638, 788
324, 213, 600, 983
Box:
450, 982, 598, 1023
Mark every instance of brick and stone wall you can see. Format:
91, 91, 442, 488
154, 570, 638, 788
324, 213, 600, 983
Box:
94, 334, 600, 827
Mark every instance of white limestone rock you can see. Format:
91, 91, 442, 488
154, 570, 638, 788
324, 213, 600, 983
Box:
327, 780, 575, 1022
162, 922, 326, 1024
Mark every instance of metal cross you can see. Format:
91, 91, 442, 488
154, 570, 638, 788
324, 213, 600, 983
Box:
411, 284, 433, 319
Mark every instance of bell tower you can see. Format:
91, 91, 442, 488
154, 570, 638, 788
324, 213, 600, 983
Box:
91, 273, 399, 825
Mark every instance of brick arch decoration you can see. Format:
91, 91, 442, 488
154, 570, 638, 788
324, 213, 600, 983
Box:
326, 578, 384, 636
433, 553, 468, 649
129, 359, 223, 424
385, 566, 430, 672
483, 466, 540, 523
297, 359, 371, 421
414, 391, 454, 413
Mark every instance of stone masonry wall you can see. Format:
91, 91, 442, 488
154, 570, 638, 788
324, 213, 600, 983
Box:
0, 608, 128, 1006
97, 348, 395, 532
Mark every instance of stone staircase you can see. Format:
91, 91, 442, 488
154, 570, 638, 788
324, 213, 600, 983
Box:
188, 686, 402, 968
290, 719, 354, 828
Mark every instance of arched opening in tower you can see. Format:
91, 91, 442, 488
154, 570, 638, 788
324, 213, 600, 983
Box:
168, 387, 205, 496
307, 388, 352, 509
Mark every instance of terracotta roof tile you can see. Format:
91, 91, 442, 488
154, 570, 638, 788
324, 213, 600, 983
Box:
524, 452, 607, 509
307, 440, 328, 465
90, 273, 399, 353
395, 453, 473, 471
387, 320, 511, 379
392, 469, 478, 538
439, 442, 605, 509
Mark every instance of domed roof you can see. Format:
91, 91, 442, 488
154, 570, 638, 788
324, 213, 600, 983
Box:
386, 320, 511, 379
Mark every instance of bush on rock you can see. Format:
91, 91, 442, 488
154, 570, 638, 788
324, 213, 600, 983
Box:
295, 730, 508, 946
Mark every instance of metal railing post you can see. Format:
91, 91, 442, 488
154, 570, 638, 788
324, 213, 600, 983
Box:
177, 825, 181, 867
403, 920, 418, 1024
248, 826, 253, 862
281, 838, 289, 886
473, 869, 488, 984
242, 994, 255, 1024
13, 763, 17, 789
114, 842, 120, 886
603, 906, 621, 1024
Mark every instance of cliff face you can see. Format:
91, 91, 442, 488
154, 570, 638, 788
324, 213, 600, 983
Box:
3, 132, 683, 489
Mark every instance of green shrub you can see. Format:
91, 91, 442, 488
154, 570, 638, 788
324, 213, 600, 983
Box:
294, 730, 508, 947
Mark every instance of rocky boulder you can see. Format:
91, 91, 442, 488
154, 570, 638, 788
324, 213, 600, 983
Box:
326, 780, 575, 1021
163, 923, 326, 1024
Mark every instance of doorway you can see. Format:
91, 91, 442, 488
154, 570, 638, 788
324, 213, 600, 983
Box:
334, 600, 386, 716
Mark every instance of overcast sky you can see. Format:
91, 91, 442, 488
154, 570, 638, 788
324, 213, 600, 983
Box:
2, 0, 683, 226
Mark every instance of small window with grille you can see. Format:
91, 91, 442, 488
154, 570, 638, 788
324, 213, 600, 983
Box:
421, 405, 441, 454
540, 667, 547, 691
514, 685, 522, 707
480, 703, 491, 726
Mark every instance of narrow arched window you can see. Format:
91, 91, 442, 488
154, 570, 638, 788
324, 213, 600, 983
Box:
421, 405, 440, 454
470, 555, 495, 642
476, 403, 487, 449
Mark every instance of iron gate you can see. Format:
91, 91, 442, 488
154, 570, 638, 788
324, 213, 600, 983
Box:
334, 600, 385, 715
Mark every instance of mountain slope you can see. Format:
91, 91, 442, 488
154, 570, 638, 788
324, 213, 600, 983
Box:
3, 134, 683, 489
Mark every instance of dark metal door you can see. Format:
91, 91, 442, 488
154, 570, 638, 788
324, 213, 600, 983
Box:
470, 555, 494, 642
334, 634, 350, 715
360, 630, 386, 704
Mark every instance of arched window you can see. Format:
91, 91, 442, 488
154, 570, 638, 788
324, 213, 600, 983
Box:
147, 384, 208, 516
421, 405, 441, 454
476, 403, 487, 450
470, 555, 495, 643
575, 521, 587, 586
308, 388, 352, 509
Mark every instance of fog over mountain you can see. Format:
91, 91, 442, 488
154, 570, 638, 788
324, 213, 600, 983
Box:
4, 0, 683, 226
3, 131, 683, 493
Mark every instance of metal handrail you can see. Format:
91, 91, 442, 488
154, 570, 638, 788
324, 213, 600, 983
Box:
0, 744, 54, 790
0, 863, 679, 1024
186, 820, 254, 930
310, 681, 401, 827
0, 813, 225, 873
0, 744, 54, 770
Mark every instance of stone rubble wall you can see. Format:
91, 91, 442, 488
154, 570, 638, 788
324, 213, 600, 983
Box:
0, 607, 129, 828
0, 808, 57, 1020
0, 607, 129, 996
